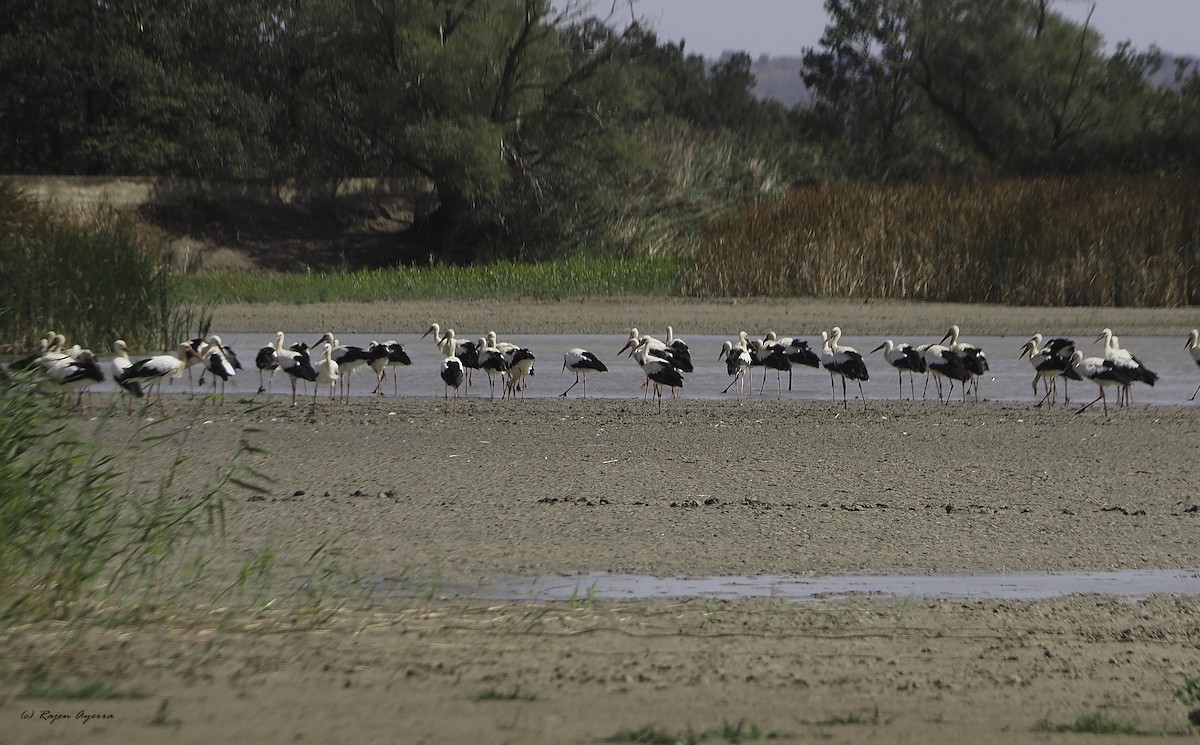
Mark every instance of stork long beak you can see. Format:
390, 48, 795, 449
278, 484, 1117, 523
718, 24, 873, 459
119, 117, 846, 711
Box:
870, 343, 885, 353
939, 330, 953, 344
617, 338, 635, 356
1017, 344, 1029, 359
420, 326, 435, 340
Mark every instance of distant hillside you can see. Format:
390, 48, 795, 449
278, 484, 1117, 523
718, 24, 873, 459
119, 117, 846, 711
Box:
749, 54, 811, 108
741, 52, 1198, 110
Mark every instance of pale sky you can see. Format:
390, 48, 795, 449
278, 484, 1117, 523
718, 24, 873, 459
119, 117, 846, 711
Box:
624, 0, 1200, 59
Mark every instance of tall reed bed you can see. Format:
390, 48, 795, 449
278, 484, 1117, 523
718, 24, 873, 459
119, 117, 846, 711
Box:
687, 174, 1200, 306
0, 182, 200, 353
176, 254, 683, 304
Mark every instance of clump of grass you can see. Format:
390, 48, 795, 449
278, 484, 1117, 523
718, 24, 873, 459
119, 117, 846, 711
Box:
0, 182, 199, 353
606, 720, 780, 743
1037, 711, 1141, 734
21, 670, 147, 700
471, 686, 538, 702
1176, 676, 1200, 705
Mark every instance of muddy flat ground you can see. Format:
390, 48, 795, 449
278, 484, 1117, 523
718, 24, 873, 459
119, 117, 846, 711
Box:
4, 298, 1200, 744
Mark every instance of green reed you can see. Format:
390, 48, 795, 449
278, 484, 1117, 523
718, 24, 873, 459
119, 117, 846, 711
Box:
686, 174, 1200, 306
0, 182, 199, 353
175, 254, 684, 304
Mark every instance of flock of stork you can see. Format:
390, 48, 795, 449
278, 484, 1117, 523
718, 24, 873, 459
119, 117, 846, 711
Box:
8, 323, 1200, 418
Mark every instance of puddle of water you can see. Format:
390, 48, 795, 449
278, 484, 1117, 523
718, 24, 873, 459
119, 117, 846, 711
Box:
378, 569, 1200, 603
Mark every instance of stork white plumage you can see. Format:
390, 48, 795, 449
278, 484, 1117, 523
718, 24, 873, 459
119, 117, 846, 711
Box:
313, 342, 339, 407
663, 326, 694, 373
561, 348, 607, 397
749, 335, 790, 397
918, 342, 972, 403
632, 336, 683, 411
1186, 329, 1200, 401
110, 339, 143, 403
940, 325, 988, 402
503, 347, 536, 399
1018, 335, 1080, 407
275, 338, 317, 407
1069, 349, 1130, 418
719, 338, 752, 403
871, 340, 925, 400
117, 343, 199, 411
474, 336, 508, 399
1096, 328, 1157, 406
46, 349, 104, 411
822, 327, 870, 410
200, 335, 237, 398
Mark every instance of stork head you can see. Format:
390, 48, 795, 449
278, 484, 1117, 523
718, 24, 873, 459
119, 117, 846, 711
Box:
1187, 329, 1200, 349
870, 341, 889, 354
1017, 339, 1037, 359
420, 323, 439, 340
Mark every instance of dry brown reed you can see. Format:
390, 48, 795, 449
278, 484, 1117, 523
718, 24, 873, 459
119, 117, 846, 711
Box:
687, 174, 1199, 306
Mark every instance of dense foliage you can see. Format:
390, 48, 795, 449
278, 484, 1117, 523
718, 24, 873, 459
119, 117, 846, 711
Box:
1, 0, 1197, 269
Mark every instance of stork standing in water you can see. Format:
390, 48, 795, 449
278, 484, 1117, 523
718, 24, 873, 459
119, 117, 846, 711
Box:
561, 348, 607, 397
110, 339, 143, 405
940, 325, 988, 401
663, 326, 694, 373
254, 335, 280, 395
761, 331, 820, 391
374, 340, 412, 395
822, 327, 870, 410
871, 340, 925, 400
47, 349, 104, 412
1096, 329, 1157, 406
749, 335, 790, 397
1018, 335, 1080, 407
1069, 350, 1131, 418
503, 347, 536, 399
313, 341, 339, 407
201, 335, 237, 399
719, 338, 752, 403
117, 343, 202, 412
620, 332, 687, 400
632, 336, 683, 411
476, 335, 509, 399
1186, 329, 1200, 400
440, 355, 465, 411
273, 337, 317, 407
918, 342, 972, 403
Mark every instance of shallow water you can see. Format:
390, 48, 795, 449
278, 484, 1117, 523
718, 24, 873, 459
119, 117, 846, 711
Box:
74, 331, 1200, 406
379, 569, 1200, 603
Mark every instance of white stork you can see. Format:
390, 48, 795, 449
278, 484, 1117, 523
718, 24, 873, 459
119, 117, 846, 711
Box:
561, 348, 607, 398
274, 337, 317, 407
719, 338, 752, 403
1096, 329, 1157, 406
110, 339, 143, 402
916, 343, 971, 403
871, 340, 926, 400
632, 336, 683, 411
313, 342, 339, 404
749, 334, 790, 397
822, 327, 869, 410
440, 355, 466, 409
939, 325, 988, 401
1069, 350, 1131, 418
254, 333, 281, 395
117, 343, 201, 411
476, 335, 509, 399
1186, 329, 1200, 401
1018, 335, 1080, 407
503, 347, 536, 399
46, 349, 104, 411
